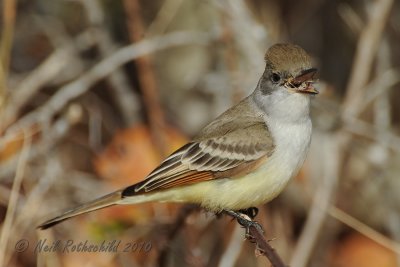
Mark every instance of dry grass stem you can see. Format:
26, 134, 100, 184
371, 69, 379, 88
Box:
1, 2, 399, 266
218, 223, 243, 267
0, 107, 81, 178
3, 48, 72, 128
328, 206, 400, 255
123, 0, 169, 155
82, 0, 141, 125
0, 133, 30, 266
342, 0, 394, 119
0, 0, 17, 83
146, 0, 184, 36
4, 31, 214, 141
290, 133, 341, 267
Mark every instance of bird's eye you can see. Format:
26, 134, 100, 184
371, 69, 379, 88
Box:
271, 73, 281, 83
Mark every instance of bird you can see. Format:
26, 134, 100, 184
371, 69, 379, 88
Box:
39, 43, 318, 230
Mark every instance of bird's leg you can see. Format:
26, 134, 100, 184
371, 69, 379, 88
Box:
238, 207, 259, 220
223, 210, 264, 238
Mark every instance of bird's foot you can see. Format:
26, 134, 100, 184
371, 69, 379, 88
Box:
223, 209, 264, 238
238, 207, 259, 220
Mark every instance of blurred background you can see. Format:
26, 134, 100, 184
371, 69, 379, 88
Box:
1, 0, 400, 266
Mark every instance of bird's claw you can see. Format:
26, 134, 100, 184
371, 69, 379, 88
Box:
223, 209, 265, 238
238, 207, 259, 220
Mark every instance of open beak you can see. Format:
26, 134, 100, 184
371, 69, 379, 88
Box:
293, 68, 318, 95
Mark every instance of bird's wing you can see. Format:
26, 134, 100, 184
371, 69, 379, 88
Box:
38, 121, 274, 229
123, 119, 274, 196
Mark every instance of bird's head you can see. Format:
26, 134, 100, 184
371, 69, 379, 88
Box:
261, 43, 318, 96
253, 44, 318, 120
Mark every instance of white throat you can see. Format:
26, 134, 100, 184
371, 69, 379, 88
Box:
251, 87, 311, 124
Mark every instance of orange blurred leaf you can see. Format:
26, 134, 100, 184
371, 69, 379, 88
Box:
94, 124, 187, 186
331, 232, 397, 267
92, 124, 186, 224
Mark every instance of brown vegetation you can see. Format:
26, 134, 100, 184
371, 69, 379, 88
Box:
1, 0, 400, 266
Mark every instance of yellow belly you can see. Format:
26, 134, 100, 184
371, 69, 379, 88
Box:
177, 157, 292, 211
119, 152, 296, 212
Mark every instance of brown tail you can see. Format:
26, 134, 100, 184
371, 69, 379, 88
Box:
38, 190, 123, 230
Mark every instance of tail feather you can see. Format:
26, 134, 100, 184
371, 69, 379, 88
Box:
38, 190, 123, 230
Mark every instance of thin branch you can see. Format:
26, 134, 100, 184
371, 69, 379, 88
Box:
1, 24, 97, 131
342, 0, 394, 119
0, 104, 82, 179
337, 3, 364, 36
343, 117, 400, 153
2, 47, 72, 128
158, 204, 200, 267
0, 0, 17, 127
0, 184, 16, 206
220, 13, 241, 103
0, 0, 17, 84
146, 0, 184, 37
36, 228, 62, 267
214, 1, 266, 94
290, 133, 341, 267
123, 0, 168, 155
216, 1, 266, 70
81, 0, 141, 125
360, 68, 400, 116
0, 132, 30, 267
218, 223, 244, 267
373, 39, 392, 131
328, 206, 400, 255
246, 223, 286, 267
224, 210, 286, 267
3, 31, 214, 141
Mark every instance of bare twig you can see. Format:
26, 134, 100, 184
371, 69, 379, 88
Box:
343, 117, 400, 152
0, 31, 213, 184
158, 205, 200, 267
323, 3, 397, 265
1, 24, 98, 131
15, 158, 60, 228
328, 206, 400, 255
3, 31, 214, 141
2, 47, 72, 128
342, 0, 394, 119
36, 229, 62, 267
0, 0, 17, 86
246, 223, 286, 267
216, 1, 266, 70
373, 37, 392, 134
146, 0, 184, 37
0, 132, 30, 267
224, 210, 286, 267
33, 19, 97, 84
1, 156, 63, 266
123, 0, 168, 155
0, 104, 82, 179
218, 223, 244, 267
0, 184, 15, 206
360, 68, 400, 116
214, 1, 267, 94
290, 133, 341, 267
82, 0, 141, 125
220, 13, 241, 103
0, 0, 17, 127
337, 3, 364, 36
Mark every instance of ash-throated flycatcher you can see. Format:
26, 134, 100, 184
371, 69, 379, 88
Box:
39, 43, 318, 229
